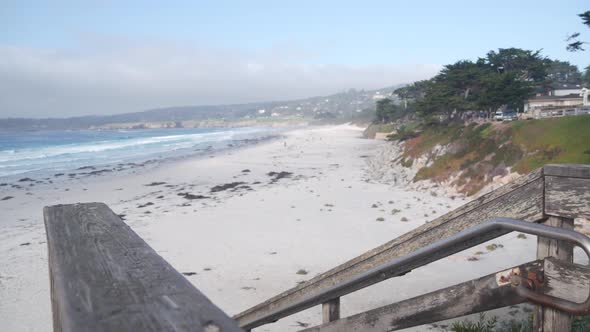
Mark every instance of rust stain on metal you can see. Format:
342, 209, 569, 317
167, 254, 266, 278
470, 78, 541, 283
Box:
496, 267, 521, 286
526, 271, 545, 289
510, 270, 545, 290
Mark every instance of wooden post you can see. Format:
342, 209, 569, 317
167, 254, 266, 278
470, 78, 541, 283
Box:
322, 298, 340, 324
534, 216, 574, 332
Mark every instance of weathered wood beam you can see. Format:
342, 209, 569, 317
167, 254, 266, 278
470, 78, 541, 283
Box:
321, 298, 340, 324
538, 164, 590, 329
44, 202, 243, 332
236, 168, 545, 329
543, 258, 590, 304
543, 164, 590, 179
545, 176, 590, 219
543, 164, 590, 219
534, 216, 574, 331
301, 259, 590, 332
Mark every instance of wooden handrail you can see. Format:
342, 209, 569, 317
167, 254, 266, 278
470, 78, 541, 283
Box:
240, 218, 590, 330
44, 203, 243, 332
235, 164, 590, 330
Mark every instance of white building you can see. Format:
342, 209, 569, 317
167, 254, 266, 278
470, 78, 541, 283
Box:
372, 92, 387, 100
550, 83, 583, 97
524, 94, 583, 113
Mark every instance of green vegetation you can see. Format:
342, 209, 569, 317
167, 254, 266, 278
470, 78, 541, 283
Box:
375, 47, 589, 195
451, 314, 497, 332
400, 116, 590, 195
566, 10, 590, 52
573, 315, 590, 331
448, 313, 590, 332
370, 37, 590, 198
374, 47, 589, 124
387, 123, 420, 141
380, 48, 552, 121
375, 98, 405, 123
511, 116, 590, 172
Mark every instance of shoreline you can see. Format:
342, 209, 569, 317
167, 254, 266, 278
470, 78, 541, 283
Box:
0, 124, 538, 331
0, 126, 292, 183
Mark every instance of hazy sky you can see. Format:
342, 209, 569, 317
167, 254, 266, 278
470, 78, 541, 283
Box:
1, 0, 589, 118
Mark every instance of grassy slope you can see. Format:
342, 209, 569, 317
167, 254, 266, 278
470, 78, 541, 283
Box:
400, 115, 590, 195
511, 116, 590, 172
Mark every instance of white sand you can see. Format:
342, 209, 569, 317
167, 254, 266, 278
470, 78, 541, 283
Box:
0, 125, 542, 331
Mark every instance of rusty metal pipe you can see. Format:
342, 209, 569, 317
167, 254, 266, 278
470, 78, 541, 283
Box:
500, 219, 590, 315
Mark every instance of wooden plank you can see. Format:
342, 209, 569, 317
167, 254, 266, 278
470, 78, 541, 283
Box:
543, 164, 590, 179
534, 216, 574, 332
300, 261, 543, 332
235, 169, 545, 329
321, 298, 340, 324
543, 258, 590, 304
545, 176, 590, 219
44, 202, 243, 332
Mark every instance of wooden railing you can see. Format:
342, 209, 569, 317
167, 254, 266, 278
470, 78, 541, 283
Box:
43, 164, 590, 331
44, 203, 243, 332
234, 164, 590, 331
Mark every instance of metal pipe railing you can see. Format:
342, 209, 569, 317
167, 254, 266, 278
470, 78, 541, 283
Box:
244, 218, 590, 330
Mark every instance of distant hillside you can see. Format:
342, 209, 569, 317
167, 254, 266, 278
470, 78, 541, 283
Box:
0, 85, 402, 130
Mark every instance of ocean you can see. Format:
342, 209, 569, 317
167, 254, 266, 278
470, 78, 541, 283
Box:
0, 127, 282, 180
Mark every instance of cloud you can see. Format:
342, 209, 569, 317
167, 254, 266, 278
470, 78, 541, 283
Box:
0, 41, 441, 118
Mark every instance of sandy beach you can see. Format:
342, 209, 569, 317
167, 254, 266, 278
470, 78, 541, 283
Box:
1, 125, 544, 331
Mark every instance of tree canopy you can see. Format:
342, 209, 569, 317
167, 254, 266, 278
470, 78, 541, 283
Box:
375, 98, 403, 123
584, 65, 590, 86
567, 10, 590, 51
384, 47, 586, 123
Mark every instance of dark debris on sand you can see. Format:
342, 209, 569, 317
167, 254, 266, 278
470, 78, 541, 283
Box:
87, 169, 113, 176
178, 193, 210, 200
137, 202, 155, 208
267, 171, 293, 183
210, 182, 246, 193
145, 181, 167, 186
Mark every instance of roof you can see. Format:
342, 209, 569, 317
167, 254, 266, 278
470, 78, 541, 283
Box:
552, 83, 583, 90
528, 94, 582, 101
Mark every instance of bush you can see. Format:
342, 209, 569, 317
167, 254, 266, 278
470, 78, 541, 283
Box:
451, 313, 497, 332
388, 125, 420, 141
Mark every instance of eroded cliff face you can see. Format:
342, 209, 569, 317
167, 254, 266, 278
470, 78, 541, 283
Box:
366, 116, 590, 197
366, 140, 521, 198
